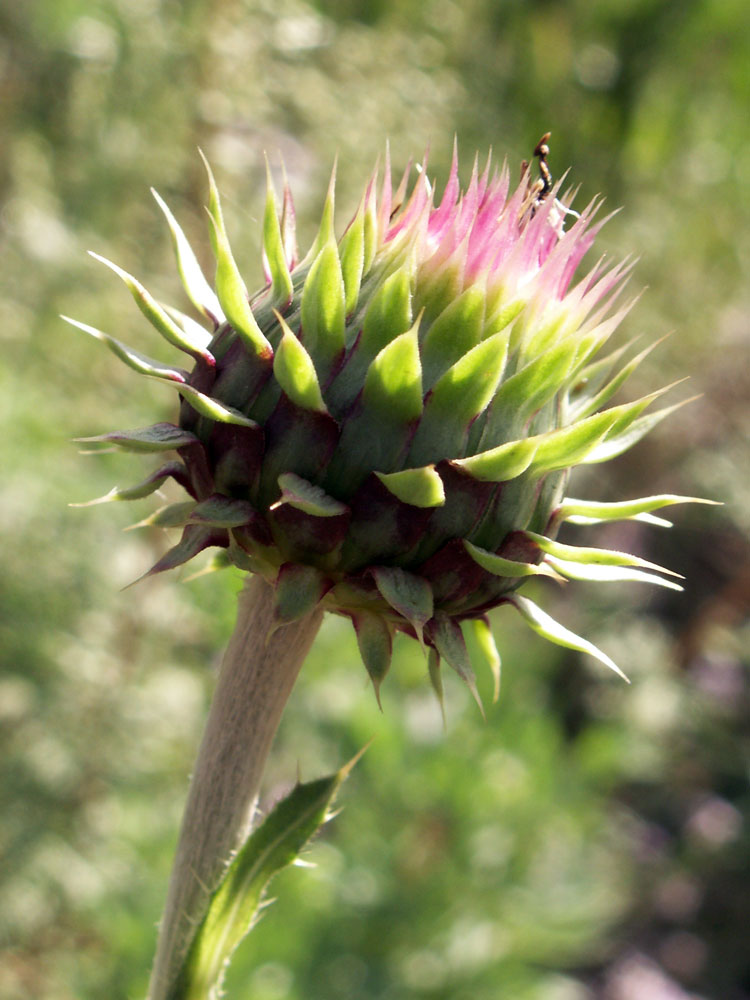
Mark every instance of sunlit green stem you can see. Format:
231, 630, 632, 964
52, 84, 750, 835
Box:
147, 574, 324, 1000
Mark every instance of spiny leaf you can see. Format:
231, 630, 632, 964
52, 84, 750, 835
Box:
420, 283, 487, 389
88, 252, 215, 364
303, 159, 337, 266
360, 266, 413, 357
262, 157, 294, 308
483, 334, 580, 439
363, 321, 423, 422
427, 647, 446, 724
135, 524, 225, 582
300, 240, 346, 374
176, 382, 259, 428
465, 616, 501, 702
75, 423, 199, 453
556, 494, 720, 527
463, 539, 560, 578
427, 612, 484, 717
200, 150, 272, 359
362, 170, 379, 274
338, 199, 366, 316
526, 409, 619, 475
544, 557, 684, 590
61, 316, 188, 382
524, 530, 683, 577
409, 329, 509, 465
272, 312, 327, 413
182, 550, 234, 581
151, 188, 225, 325
163, 305, 214, 350
568, 340, 634, 404
69, 461, 187, 506
173, 759, 358, 1000
570, 336, 668, 420
508, 594, 628, 681
128, 500, 197, 530
583, 396, 698, 464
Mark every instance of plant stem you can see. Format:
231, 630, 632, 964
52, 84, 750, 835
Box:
147, 574, 324, 1000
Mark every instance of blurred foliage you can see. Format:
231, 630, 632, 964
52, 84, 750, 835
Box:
0, 0, 748, 998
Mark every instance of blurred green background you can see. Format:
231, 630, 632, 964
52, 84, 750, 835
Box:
1, 0, 748, 998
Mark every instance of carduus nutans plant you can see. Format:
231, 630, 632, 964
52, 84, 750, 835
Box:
68, 139, 710, 706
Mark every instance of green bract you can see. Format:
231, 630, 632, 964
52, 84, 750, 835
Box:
72, 145, 713, 705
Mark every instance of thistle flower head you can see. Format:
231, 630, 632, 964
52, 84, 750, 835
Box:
70, 139, 711, 706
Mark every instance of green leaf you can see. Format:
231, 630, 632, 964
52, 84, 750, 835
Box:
451, 438, 538, 483
508, 594, 628, 681
483, 334, 579, 440
183, 550, 234, 581
262, 157, 294, 308
557, 494, 720, 527
363, 323, 423, 423
69, 462, 186, 506
408, 329, 509, 465
302, 160, 337, 266
360, 266, 413, 357
352, 611, 393, 707
75, 423, 199, 453
427, 612, 484, 716
200, 150, 272, 359
272, 312, 327, 413
300, 240, 346, 374
570, 337, 665, 420
324, 262, 415, 417
374, 466, 446, 508
524, 530, 683, 577
137, 524, 223, 581
173, 760, 358, 1000
362, 173, 379, 274
544, 557, 684, 590
526, 409, 619, 475
372, 566, 433, 646
568, 340, 633, 404
465, 616, 502, 702
128, 500, 197, 530
326, 321, 423, 492
463, 539, 560, 578
163, 305, 214, 351
151, 188, 225, 325
583, 396, 696, 464
273, 563, 328, 625
62, 315, 188, 382
427, 647, 446, 723
338, 200, 366, 316
420, 284, 487, 388
176, 383, 259, 428
88, 253, 214, 363
274, 473, 348, 517
69, 306, 252, 431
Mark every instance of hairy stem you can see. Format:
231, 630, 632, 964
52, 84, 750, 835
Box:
147, 574, 324, 1000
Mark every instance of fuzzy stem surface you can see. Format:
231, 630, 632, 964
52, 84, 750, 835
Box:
147, 574, 324, 1000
